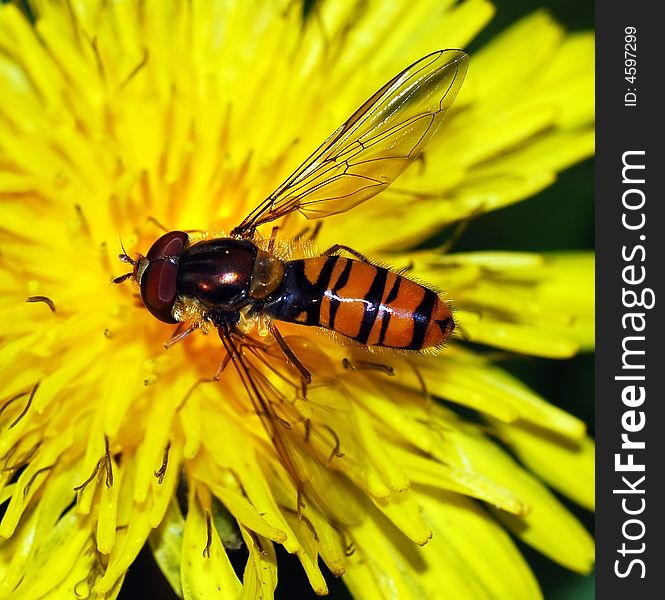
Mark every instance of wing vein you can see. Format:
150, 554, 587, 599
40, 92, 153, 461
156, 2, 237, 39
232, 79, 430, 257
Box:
233, 49, 468, 235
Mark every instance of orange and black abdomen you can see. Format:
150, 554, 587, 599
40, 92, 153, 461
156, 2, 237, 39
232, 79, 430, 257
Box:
266, 256, 454, 350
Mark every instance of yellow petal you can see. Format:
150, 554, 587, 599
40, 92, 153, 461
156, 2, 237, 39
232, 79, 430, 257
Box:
492, 419, 595, 511
149, 499, 185, 598
457, 309, 581, 357
443, 422, 595, 573
180, 485, 242, 600
238, 526, 278, 600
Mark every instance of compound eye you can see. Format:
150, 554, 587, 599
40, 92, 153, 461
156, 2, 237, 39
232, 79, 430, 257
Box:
140, 231, 189, 324
146, 231, 189, 261
141, 260, 179, 323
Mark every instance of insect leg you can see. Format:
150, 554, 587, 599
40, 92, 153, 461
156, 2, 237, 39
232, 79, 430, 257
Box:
212, 352, 232, 381
268, 226, 279, 252
341, 358, 395, 377
322, 244, 372, 263
217, 325, 306, 509
164, 323, 198, 349
399, 260, 415, 273
147, 216, 169, 233
146, 215, 204, 236
174, 342, 234, 411
308, 221, 323, 242
292, 221, 323, 243
403, 362, 432, 405
176, 374, 221, 412
268, 323, 312, 386
438, 203, 486, 255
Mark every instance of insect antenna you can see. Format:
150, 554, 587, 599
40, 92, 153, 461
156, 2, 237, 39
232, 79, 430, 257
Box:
409, 362, 431, 402
113, 235, 137, 284
117, 235, 136, 266
112, 272, 133, 285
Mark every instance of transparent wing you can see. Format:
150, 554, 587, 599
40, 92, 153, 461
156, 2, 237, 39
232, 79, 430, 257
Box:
234, 49, 469, 235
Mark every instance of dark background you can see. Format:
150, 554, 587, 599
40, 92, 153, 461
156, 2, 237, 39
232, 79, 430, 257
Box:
460, 3, 594, 597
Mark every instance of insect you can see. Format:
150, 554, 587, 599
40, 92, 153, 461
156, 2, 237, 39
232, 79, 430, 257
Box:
119, 49, 468, 370
116, 49, 468, 511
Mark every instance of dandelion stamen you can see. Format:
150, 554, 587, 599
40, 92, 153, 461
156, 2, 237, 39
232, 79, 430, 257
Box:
304, 418, 311, 444
103, 436, 113, 488
8, 382, 40, 429
0, 391, 28, 419
0, 443, 18, 468
285, 507, 319, 541
73, 575, 91, 600
74, 204, 92, 239
247, 530, 268, 556
1, 441, 41, 474
22, 463, 55, 498
74, 543, 108, 600
120, 47, 149, 90
87, 35, 105, 79
74, 436, 114, 492
25, 296, 56, 312
203, 511, 213, 559
297, 488, 305, 517
73, 458, 104, 492
154, 441, 172, 484
318, 423, 344, 463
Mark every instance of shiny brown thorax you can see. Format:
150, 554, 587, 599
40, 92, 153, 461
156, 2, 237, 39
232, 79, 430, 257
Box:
176, 238, 284, 312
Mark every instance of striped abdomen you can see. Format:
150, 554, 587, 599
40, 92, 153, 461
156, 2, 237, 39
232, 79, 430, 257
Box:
265, 256, 454, 350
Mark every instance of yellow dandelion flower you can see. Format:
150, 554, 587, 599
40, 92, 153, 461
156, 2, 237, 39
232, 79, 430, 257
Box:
0, 1, 594, 599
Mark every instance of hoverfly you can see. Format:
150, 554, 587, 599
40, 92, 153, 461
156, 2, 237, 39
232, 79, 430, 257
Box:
117, 50, 468, 502
119, 49, 468, 365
